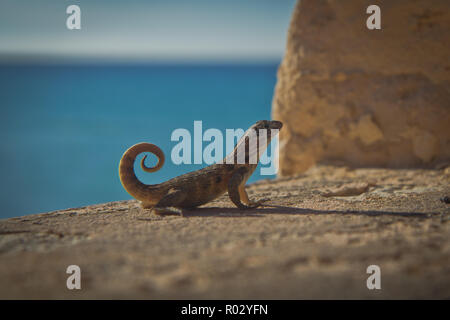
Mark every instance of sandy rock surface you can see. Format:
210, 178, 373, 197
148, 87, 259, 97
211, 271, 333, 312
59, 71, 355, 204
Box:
272, 0, 450, 175
0, 166, 449, 299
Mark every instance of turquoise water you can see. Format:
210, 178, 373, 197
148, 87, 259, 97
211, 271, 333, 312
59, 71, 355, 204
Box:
0, 63, 279, 218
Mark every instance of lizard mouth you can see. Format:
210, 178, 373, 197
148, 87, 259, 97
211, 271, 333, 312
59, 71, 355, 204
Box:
268, 120, 283, 130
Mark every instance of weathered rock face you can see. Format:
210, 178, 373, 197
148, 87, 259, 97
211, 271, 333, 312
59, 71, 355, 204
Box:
272, 0, 450, 176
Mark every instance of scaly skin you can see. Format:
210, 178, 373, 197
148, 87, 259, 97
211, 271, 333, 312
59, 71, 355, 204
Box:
119, 120, 283, 215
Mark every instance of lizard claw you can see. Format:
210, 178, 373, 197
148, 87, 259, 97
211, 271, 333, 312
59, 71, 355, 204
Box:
248, 198, 270, 208
152, 207, 182, 216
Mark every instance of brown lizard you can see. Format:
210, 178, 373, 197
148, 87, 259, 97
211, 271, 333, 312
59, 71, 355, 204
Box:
119, 120, 283, 215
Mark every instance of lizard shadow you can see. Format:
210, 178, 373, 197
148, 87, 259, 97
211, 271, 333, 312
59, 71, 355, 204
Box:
182, 204, 430, 218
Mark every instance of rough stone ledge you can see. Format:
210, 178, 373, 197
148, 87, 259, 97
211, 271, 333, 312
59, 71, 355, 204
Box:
0, 165, 449, 299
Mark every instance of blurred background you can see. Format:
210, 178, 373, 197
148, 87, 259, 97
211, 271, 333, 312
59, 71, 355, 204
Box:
0, 0, 296, 218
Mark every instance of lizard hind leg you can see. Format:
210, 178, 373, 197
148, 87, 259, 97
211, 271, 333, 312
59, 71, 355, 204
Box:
151, 189, 187, 216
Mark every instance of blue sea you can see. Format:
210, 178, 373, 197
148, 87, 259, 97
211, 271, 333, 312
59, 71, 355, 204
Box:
0, 63, 279, 219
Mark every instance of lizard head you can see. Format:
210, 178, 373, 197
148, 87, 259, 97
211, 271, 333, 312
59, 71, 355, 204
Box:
225, 120, 283, 165
253, 120, 283, 131
248, 119, 283, 156
252, 120, 283, 143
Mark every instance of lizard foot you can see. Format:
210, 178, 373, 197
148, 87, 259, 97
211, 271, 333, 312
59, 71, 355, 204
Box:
247, 198, 270, 208
152, 207, 183, 216
238, 198, 270, 209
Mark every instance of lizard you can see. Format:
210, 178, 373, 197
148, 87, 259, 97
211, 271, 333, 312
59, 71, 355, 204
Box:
118, 120, 283, 215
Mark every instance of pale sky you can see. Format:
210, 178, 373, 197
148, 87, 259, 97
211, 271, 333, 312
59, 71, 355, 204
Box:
0, 0, 296, 62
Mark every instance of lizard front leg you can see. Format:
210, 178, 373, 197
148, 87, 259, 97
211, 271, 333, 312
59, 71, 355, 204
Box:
228, 168, 268, 209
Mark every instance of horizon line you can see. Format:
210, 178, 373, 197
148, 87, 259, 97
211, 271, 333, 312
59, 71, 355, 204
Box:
0, 53, 284, 66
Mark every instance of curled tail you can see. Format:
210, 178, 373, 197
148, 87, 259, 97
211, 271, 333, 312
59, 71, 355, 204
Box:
119, 143, 165, 202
